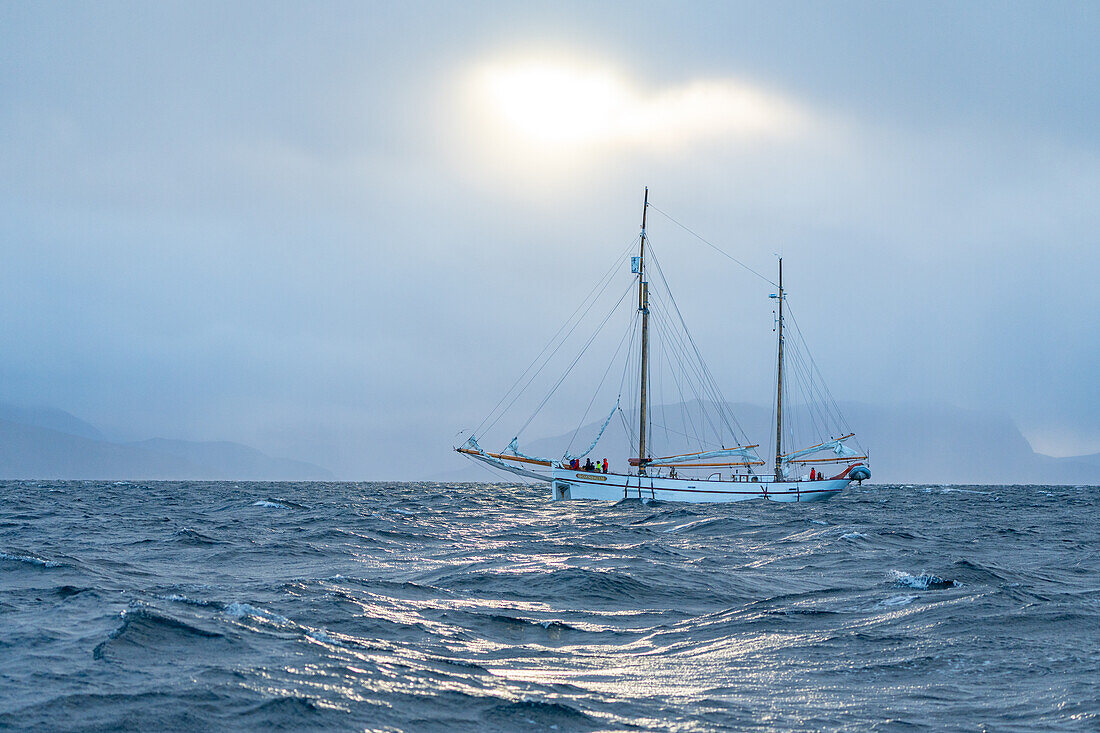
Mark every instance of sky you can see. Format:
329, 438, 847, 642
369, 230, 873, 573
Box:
1, 1, 1098, 478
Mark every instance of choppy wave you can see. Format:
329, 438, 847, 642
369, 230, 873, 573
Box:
889, 570, 959, 590
1, 550, 63, 567
252, 499, 291, 509
223, 602, 290, 625
0, 480, 1097, 731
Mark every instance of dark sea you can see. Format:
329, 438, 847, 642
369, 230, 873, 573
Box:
1, 481, 1097, 732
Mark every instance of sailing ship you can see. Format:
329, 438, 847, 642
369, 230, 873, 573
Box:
457, 190, 871, 502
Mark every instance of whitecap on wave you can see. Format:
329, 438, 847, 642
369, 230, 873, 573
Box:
223, 602, 291, 625
890, 570, 958, 590
306, 629, 337, 644
1, 551, 62, 568
663, 517, 721, 533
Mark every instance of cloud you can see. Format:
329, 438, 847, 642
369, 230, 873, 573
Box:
464, 57, 808, 154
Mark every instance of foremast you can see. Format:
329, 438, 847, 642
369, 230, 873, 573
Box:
637, 188, 650, 476
774, 257, 784, 479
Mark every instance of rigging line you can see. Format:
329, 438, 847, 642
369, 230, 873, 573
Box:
648, 301, 704, 432
787, 354, 814, 451
782, 342, 826, 439
646, 252, 750, 445
788, 352, 821, 448
651, 308, 703, 449
647, 283, 719, 416
794, 343, 842, 440
648, 304, 713, 447
659, 305, 737, 447
617, 403, 636, 450
479, 239, 635, 438
646, 202, 777, 287
788, 343, 831, 434
657, 345, 670, 450
618, 309, 640, 456
785, 302, 856, 443
785, 303, 842, 423
783, 312, 838, 434
791, 342, 842, 440
617, 314, 638, 452
652, 323, 669, 451
793, 350, 832, 441
659, 310, 732, 452
617, 309, 639, 398
566, 307, 636, 454
482, 247, 634, 440
621, 322, 639, 442
646, 247, 744, 439
675, 353, 694, 452
648, 422, 724, 449
474, 235, 639, 438
517, 279, 637, 439
649, 291, 730, 448
656, 316, 703, 451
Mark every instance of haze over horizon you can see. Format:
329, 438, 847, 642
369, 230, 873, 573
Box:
2, 2, 1098, 479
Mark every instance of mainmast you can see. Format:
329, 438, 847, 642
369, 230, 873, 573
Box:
637, 188, 650, 475
774, 257, 784, 479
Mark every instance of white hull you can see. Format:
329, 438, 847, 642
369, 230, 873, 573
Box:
550, 467, 847, 503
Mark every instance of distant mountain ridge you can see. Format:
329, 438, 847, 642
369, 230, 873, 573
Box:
0, 403, 104, 441
128, 438, 330, 481
0, 404, 332, 480
441, 400, 1099, 485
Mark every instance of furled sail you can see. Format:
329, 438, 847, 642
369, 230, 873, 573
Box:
782, 436, 860, 463
647, 446, 762, 466
505, 437, 554, 464
563, 401, 619, 461
502, 401, 619, 465
462, 436, 552, 481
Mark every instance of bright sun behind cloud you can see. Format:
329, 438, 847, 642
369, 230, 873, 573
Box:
480, 62, 628, 146
470, 57, 807, 153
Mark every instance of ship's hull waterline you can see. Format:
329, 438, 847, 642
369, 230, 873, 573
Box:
550, 468, 848, 503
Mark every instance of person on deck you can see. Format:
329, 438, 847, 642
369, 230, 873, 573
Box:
810, 468, 816, 481
584, 459, 594, 472
602, 458, 608, 473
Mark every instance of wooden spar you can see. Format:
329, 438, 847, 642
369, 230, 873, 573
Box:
637, 187, 650, 476
787, 456, 868, 464
647, 446, 760, 461
455, 448, 550, 467
775, 257, 784, 480
630, 460, 766, 468
780, 434, 856, 458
